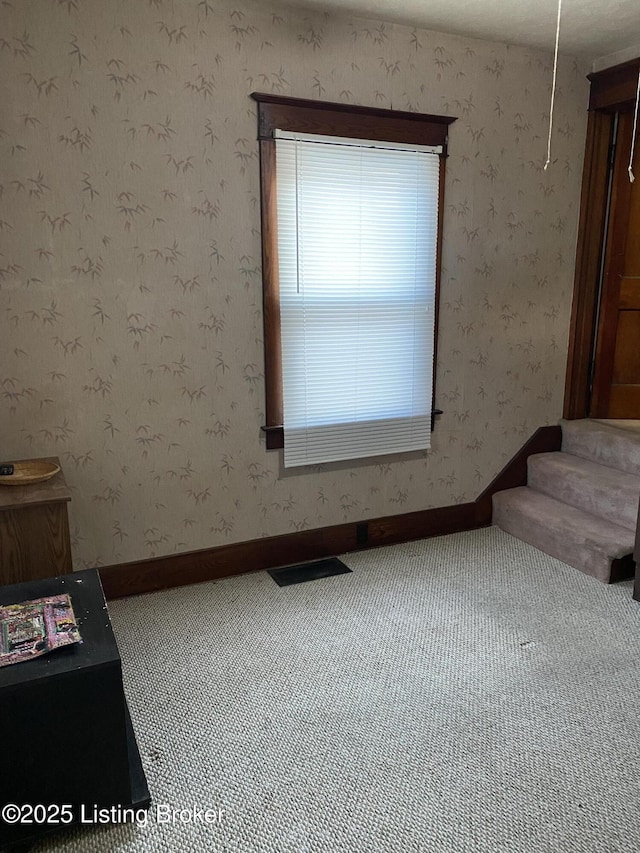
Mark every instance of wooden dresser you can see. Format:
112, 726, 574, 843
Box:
0, 456, 72, 585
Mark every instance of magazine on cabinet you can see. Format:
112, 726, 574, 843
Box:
0, 594, 81, 668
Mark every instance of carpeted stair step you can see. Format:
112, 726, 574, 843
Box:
560, 419, 640, 477
527, 451, 640, 532
492, 487, 635, 583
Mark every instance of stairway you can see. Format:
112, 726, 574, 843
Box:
493, 420, 640, 583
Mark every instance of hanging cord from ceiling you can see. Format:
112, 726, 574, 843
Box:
544, 0, 562, 171
628, 67, 639, 183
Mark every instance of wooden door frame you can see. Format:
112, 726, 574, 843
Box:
589, 111, 636, 416
563, 58, 640, 419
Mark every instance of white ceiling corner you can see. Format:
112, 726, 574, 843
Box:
284, 0, 640, 62
592, 43, 640, 73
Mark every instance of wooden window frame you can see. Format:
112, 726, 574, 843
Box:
251, 93, 456, 450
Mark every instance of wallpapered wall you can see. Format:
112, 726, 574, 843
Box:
0, 0, 588, 568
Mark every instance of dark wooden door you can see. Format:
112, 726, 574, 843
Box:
590, 110, 640, 418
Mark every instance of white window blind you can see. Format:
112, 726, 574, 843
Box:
275, 130, 441, 468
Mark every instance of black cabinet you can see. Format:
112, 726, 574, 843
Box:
0, 569, 150, 849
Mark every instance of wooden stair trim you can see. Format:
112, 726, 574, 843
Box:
475, 425, 562, 524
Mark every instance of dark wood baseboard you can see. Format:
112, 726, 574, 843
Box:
99, 425, 562, 600
633, 498, 640, 599
610, 553, 636, 585
99, 502, 479, 599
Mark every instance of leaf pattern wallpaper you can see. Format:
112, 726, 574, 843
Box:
0, 0, 588, 569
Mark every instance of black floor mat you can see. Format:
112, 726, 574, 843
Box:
267, 557, 352, 587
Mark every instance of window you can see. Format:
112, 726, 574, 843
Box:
252, 94, 455, 468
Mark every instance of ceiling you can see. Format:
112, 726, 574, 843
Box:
284, 0, 640, 63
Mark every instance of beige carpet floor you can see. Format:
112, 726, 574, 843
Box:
34, 526, 640, 853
